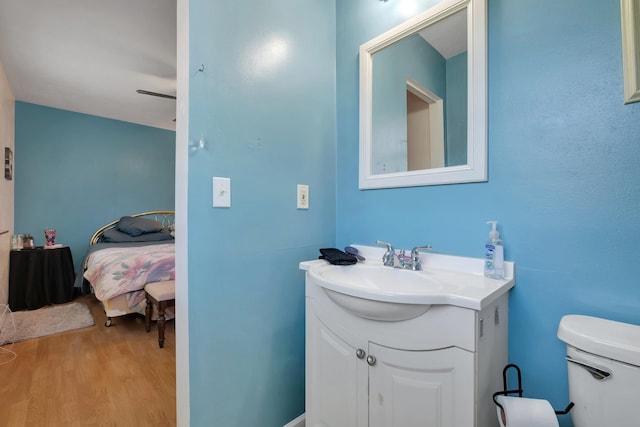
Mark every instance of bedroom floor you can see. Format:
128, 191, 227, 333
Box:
0, 294, 176, 427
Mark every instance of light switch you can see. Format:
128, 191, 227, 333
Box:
213, 177, 231, 208
297, 184, 309, 209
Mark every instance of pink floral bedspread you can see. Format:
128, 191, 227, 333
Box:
84, 244, 175, 302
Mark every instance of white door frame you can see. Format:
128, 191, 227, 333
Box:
175, 0, 190, 425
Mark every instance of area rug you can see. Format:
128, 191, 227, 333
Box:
0, 302, 95, 345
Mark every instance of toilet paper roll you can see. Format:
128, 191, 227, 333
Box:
495, 395, 559, 427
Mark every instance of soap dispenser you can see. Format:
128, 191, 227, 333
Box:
484, 221, 505, 279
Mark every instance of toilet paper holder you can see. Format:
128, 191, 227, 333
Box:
492, 364, 574, 415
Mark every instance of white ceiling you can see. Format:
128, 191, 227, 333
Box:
0, 0, 177, 131
419, 8, 467, 59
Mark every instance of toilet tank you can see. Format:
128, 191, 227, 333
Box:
557, 315, 640, 427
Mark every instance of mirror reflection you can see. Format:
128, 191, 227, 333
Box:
359, 0, 486, 190
371, 9, 467, 174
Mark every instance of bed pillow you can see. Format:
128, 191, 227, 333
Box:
102, 228, 174, 243
116, 216, 164, 237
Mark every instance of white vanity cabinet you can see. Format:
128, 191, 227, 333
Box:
306, 306, 366, 426
368, 343, 475, 427
304, 267, 510, 427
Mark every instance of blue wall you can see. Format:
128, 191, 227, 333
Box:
14, 102, 175, 273
336, 1, 640, 427
187, 0, 336, 425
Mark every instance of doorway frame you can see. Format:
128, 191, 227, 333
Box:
175, 0, 190, 425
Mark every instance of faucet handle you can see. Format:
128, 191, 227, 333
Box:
410, 245, 432, 270
410, 245, 432, 259
376, 240, 396, 267
376, 240, 393, 250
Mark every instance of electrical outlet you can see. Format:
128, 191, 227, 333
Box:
297, 184, 309, 209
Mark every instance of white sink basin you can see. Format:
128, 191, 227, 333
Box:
301, 246, 515, 315
310, 262, 448, 301
321, 287, 433, 321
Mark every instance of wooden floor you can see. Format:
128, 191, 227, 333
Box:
0, 295, 176, 427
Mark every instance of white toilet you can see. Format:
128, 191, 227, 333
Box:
557, 314, 640, 427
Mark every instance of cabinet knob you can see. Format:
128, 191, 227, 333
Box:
356, 349, 366, 359
366, 355, 377, 366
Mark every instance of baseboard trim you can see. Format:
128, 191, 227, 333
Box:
283, 413, 305, 427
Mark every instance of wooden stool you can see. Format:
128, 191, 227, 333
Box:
144, 280, 175, 348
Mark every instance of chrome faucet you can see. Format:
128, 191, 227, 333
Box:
376, 241, 432, 270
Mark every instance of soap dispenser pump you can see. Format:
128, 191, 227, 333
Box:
484, 221, 505, 279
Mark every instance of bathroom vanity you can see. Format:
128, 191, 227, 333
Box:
301, 246, 514, 427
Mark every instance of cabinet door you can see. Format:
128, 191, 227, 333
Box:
306, 307, 368, 427
368, 344, 475, 427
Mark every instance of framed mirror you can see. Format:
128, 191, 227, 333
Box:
359, 0, 486, 189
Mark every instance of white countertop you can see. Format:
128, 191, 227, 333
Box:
301, 245, 515, 311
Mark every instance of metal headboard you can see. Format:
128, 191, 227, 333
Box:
89, 210, 175, 246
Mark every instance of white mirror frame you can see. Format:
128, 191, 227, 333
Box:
359, 0, 486, 189
621, 0, 640, 104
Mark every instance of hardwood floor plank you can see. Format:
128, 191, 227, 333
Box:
6, 400, 28, 427
0, 295, 176, 427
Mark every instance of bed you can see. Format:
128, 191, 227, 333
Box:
82, 211, 175, 326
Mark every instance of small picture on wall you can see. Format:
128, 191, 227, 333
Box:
4, 147, 12, 180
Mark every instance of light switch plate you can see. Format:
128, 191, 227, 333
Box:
213, 177, 231, 208
297, 184, 309, 209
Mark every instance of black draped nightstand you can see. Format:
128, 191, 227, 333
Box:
9, 246, 76, 311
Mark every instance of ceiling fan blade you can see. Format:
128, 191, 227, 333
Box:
136, 89, 176, 100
